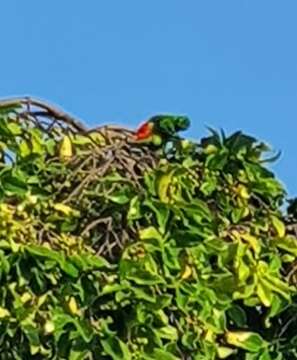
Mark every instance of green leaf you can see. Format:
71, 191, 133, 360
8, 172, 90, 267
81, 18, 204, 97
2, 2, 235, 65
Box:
271, 215, 286, 237
227, 305, 247, 327
206, 150, 229, 170
107, 192, 131, 205
182, 198, 212, 220
260, 275, 291, 301
69, 349, 90, 360
133, 287, 156, 303
102, 284, 128, 296
72, 318, 94, 343
127, 196, 141, 220
7, 122, 22, 135
139, 226, 163, 242
21, 324, 40, 355
203, 127, 222, 147
0, 250, 10, 274
163, 244, 181, 272
126, 267, 164, 285
157, 326, 178, 340
226, 331, 267, 352
70, 253, 111, 270
237, 259, 251, 283
152, 349, 180, 360
265, 296, 287, 327
53, 312, 93, 343
2, 174, 28, 195
144, 199, 170, 234
26, 244, 63, 262
273, 235, 297, 256
257, 278, 273, 307
26, 245, 79, 278
101, 337, 131, 360
61, 259, 79, 278
200, 176, 218, 196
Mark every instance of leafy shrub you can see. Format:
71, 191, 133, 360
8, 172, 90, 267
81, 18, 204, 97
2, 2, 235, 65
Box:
0, 98, 296, 359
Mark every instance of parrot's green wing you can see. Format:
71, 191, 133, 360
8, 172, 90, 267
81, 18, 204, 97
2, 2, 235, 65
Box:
149, 115, 190, 137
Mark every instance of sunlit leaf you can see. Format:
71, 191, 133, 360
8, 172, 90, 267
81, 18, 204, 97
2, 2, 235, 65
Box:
226, 331, 268, 352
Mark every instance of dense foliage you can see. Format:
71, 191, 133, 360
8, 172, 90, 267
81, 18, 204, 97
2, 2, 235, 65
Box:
0, 98, 296, 359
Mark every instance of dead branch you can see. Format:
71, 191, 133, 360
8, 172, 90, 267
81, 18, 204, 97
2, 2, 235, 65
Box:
0, 96, 88, 132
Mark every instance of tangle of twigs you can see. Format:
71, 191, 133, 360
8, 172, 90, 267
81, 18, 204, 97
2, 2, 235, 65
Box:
0, 96, 159, 260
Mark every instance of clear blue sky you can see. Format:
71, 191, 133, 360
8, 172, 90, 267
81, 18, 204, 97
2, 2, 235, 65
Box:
0, 1, 296, 195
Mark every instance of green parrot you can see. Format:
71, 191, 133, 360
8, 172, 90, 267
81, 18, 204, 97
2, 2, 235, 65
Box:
134, 115, 190, 146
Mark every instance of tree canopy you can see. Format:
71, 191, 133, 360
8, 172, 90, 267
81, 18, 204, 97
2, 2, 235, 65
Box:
0, 98, 296, 359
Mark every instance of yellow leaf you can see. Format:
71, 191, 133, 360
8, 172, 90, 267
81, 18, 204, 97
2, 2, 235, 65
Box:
20, 292, 32, 304
72, 134, 92, 145
19, 140, 31, 157
27, 195, 38, 205
257, 279, 272, 307
204, 144, 218, 154
181, 139, 191, 150
157, 171, 174, 203
0, 307, 10, 318
236, 184, 250, 199
226, 330, 267, 352
181, 265, 192, 280
0, 141, 7, 151
241, 233, 261, 255
217, 346, 236, 359
226, 331, 253, 345
271, 215, 286, 237
159, 159, 168, 166
237, 260, 250, 283
88, 132, 106, 145
257, 261, 268, 274
37, 294, 48, 307
242, 207, 250, 218
60, 234, 76, 246
11, 241, 21, 253
53, 203, 79, 216
68, 296, 79, 315
139, 226, 162, 242
44, 321, 55, 334
59, 135, 73, 160
30, 345, 40, 355
204, 329, 214, 342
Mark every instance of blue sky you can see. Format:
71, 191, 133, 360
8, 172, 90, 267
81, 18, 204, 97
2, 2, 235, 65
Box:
0, 1, 296, 195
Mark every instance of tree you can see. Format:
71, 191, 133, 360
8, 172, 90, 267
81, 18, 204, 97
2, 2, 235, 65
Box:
0, 97, 296, 359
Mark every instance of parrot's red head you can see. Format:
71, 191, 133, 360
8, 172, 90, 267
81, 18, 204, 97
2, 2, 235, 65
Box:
135, 121, 154, 141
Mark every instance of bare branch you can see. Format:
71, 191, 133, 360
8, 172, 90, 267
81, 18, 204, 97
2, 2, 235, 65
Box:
0, 96, 88, 132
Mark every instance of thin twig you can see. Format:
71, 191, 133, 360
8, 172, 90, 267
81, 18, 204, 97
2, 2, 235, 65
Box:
0, 96, 87, 132
81, 217, 112, 237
